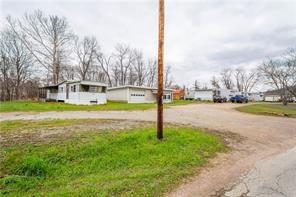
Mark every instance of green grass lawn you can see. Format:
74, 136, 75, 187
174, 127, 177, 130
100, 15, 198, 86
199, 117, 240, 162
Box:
0, 119, 226, 196
236, 103, 296, 118
0, 100, 200, 112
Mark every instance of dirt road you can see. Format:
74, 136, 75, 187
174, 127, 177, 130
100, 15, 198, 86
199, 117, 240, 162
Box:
1, 103, 296, 196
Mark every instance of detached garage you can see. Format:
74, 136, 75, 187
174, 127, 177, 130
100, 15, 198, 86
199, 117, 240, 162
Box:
264, 94, 281, 102
107, 85, 173, 103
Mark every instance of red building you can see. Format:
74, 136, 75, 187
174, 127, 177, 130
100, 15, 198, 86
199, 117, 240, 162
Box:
173, 89, 185, 100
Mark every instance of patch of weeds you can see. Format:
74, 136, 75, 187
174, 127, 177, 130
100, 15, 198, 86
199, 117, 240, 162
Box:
13, 156, 48, 177
0, 175, 39, 194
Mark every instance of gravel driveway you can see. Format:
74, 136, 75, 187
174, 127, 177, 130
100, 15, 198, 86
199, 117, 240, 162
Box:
1, 103, 296, 196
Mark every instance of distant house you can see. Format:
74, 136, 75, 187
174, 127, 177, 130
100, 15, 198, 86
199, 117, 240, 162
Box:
39, 80, 107, 105
264, 93, 281, 102
263, 89, 282, 102
264, 94, 281, 102
185, 88, 238, 101
107, 85, 173, 103
185, 89, 214, 101
172, 89, 184, 100
264, 88, 296, 102
214, 89, 238, 101
248, 92, 264, 102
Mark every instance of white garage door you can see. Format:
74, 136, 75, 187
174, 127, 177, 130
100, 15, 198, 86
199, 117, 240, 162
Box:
130, 90, 146, 103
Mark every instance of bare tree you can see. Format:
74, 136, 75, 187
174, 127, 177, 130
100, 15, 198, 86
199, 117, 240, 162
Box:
243, 69, 261, 92
61, 64, 75, 80
259, 48, 296, 105
0, 48, 11, 101
133, 50, 146, 86
234, 68, 244, 91
97, 52, 113, 87
164, 65, 173, 88
7, 10, 74, 84
146, 59, 157, 87
233, 67, 259, 92
74, 36, 98, 80
128, 66, 136, 85
211, 76, 220, 89
114, 44, 135, 86
260, 57, 292, 105
111, 63, 120, 86
202, 83, 209, 90
220, 68, 234, 89
283, 48, 296, 97
0, 27, 33, 100
194, 80, 200, 90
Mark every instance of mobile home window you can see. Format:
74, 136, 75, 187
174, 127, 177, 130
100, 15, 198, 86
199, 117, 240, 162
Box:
96, 86, 106, 93
71, 85, 76, 92
163, 94, 171, 100
89, 86, 97, 92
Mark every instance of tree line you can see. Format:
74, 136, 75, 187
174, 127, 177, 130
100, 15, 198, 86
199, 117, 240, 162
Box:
0, 10, 173, 101
260, 48, 296, 105
1, 10, 295, 103
209, 67, 261, 93
205, 48, 295, 105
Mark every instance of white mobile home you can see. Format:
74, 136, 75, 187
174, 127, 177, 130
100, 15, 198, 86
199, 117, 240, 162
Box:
263, 90, 282, 102
195, 89, 214, 101
107, 85, 173, 103
39, 80, 107, 105
248, 92, 264, 102
264, 94, 281, 102
185, 88, 238, 101
185, 89, 213, 101
214, 89, 238, 101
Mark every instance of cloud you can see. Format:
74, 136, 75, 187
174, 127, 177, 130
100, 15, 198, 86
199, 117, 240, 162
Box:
1, 0, 296, 89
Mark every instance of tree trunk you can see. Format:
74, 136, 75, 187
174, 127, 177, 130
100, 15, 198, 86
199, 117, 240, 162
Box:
282, 89, 288, 106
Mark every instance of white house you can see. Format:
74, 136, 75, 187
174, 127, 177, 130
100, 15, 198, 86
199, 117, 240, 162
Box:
107, 85, 173, 103
39, 80, 108, 105
195, 89, 214, 101
263, 90, 282, 102
248, 92, 264, 102
264, 94, 281, 102
214, 89, 239, 101
185, 88, 238, 101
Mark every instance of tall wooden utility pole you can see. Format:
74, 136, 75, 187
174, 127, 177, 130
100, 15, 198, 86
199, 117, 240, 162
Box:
157, 0, 164, 140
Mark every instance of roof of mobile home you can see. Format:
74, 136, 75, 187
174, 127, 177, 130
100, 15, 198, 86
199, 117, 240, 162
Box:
40, 80, 107, 88
66, 80, 107, 87
107, 85, 173, 91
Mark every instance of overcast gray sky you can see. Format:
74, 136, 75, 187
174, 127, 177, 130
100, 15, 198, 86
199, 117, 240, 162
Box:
1, 0, 296, 89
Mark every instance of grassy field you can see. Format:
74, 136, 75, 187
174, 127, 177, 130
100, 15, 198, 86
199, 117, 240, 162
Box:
236, 103, 296, 118
0, 119, 107, 134
0, 119, 226, 196
0, 100, 200, 112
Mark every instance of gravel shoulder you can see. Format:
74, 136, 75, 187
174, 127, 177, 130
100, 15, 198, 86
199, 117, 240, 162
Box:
1, 103, 296, 196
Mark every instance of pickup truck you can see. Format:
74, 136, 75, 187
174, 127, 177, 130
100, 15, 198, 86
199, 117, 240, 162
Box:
230, 95, 249, 103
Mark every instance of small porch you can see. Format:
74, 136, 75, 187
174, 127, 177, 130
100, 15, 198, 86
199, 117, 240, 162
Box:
38, 85, 59, 101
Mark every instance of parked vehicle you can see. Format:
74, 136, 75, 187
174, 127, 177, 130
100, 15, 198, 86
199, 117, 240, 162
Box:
213, 95, 227, 103
230, 95, 249, 103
